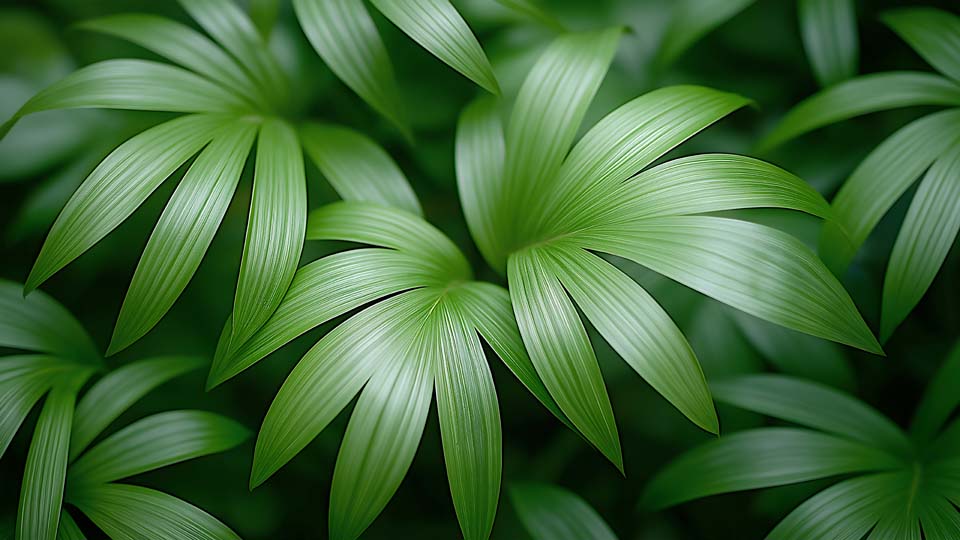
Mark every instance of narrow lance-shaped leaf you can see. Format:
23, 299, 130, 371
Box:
881, 141, 960, 341
1, 356, 74, 459
110, 120, 258, 354
0, 281, 98, 364
510, 483, 617, 540
231, 118, 305, 349
56, 511, 86, 540
798, 0, 858, 87
292, 0, 409, 138
25, 114, 227, 293
656, 0, 758, 67
370, 0, 499, 94
910, 341, 960, 445
882, 8, 960, 84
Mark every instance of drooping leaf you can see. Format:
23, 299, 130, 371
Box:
508, 248, 622, 471
110, 120, 258, 353
71, 356, 204, 460
0, 281, 98, 363
370, 0, 499, 94
642, 428, 901, 509
910, 341, 960, 445
231, 118, 305, 349
798, 0, 858, 87
300, 123, 421, 216
582, 216, 882, 354
881, 141, 960, 341
510, 483, 617, 540
757, 72, 960, 151
1, 356, 72, 459
819, 109, 960, 274
656, 0, 758, 67
69, 411, 248, 487
69, 483, 240, 540
882, 8, 960, 83
292, 0, 408, 137
25, 114, 227, 293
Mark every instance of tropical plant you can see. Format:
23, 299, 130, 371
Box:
454, 26, 880, 471
0, 280, 248, 540
658, 0, 859, 87
757, 7, 960, 342
644, 341, 960, 539
510, 483, 618, 540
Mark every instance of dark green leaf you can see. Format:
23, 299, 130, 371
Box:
798, 0, 858, 87
657, 0, 757, 66
510, 483, 617, 540
882, 8, 960, 83
0, 281, 98, 364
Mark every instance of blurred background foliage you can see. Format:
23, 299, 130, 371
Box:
1, 0, 958, 538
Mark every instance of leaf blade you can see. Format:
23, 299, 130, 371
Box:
510, 483, 617, 540
798, 0, 859, 87
882, 8, 960, 83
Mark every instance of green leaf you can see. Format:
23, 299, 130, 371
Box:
17, 382, 82, 540
501, 28, 621, 256
328, 308, 434, 540
510, 483, 617, 540
292, 0, 409, 138
449, 282, 570, 427
110, 120, 258, 354
798, 0, 858, 87
550, 246, 717, 434
69, 411, 248, 486
493, 0, 565, 32
56, 511, 86, 540
231, 118, 306, 349
642, 428, 901, 509
209, 249, 434, 386
758, 73, 960, 151
508, 248, 622, 472
0, 281, 98, 364
249, 0, 281, 39
433, 301, 500, 540
766, 473, 897, 540
710, 375, 911, 457
1, 356, 73, 458
881, 141, 960, 341
71, 356, 204, 461
819, 109, 960, 274
25, 114, 227, 293
1, 60, 248, 136
76, 14, 264, 109
370, 0, 499, 94
69, 483, 240, 540
911, 341, 960, 445
251, 289, 434, 488
656, 0, 758, 66
582, 216, 882, 354
917, 490, 960, 540
455, 96, 505, 268
882, 8, 960, 83
299, 123, 421, 216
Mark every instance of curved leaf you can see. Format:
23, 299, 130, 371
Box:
0, 281, 98, 363
758, 72, 960, 151
510, 483, 617, 540
911, 341, 960, 445
25, 114, 227, 293
370, 0, 499, 94
110, 119, 258, 353
656, 0, 757, 66
798, 0, 858, 87
882, 8, 960, 83
1, 357, 66, 458
56, 511, 86, 540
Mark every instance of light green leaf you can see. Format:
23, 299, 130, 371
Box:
2, 60, 248, 136
881, 141, 960, 341
300, 123, 421, 216
798, 0, 858, 87
231, 118, 305, 349
758, 73, 960, 151
251, 289, 434, 488
711, 375, 911, 457
76, 14, 264, 109
110, 120, 258, 353
550, 246, 717, 434
582, 216, 882, 354
455, 96, 505, 268
508, 248, 622, 471
71, 356, 204, 461
510, 483, 617, 540
882, 8, 960, 83
642, 428, 901, 509
911, 341, 960, 445
501, 28, 621, 256
819, 108, 960, 274
69, 483, 240, 540
69, 411, 248, 486
17, 382, 82, 540
657, 0, 757, 66
328, 311, 434, 540
56, 511, 86, 540
210, 249, 434, 387
292, 0, 409, 138
1, 356, 74, 458
449, 282, 569, 427
249, 0, 281, 39
25, 114, 227, 293
434, 301, 500, 540
370, 0, 499, 94
0, 281, 98, 363
766, 473, 897, 540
